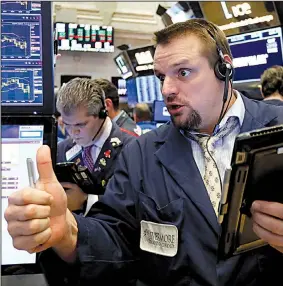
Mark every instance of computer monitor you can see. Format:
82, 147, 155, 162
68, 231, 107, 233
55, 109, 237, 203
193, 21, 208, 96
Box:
1, 1, 54, 115
111, 76, 127, 96
126, 45, 155, 77
136, 75, 163, 103
227, 26, 283, 83
126, 77, 138, 107
153, 100, 171, 123
1, 115, 56, 281
114, 51, 135, 79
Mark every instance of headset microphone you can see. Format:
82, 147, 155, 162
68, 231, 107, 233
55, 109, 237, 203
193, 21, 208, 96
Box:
91, 117, 106, 142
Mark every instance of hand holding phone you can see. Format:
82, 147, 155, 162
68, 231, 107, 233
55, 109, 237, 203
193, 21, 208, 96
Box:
55, 162, 98, 194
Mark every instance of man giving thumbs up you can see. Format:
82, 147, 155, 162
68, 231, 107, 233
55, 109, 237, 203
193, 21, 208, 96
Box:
4, 145, 78, 263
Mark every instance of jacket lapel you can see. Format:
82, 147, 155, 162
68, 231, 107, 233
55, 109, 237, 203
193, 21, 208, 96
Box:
154, 125, 220, 234
92, 125, 124, 194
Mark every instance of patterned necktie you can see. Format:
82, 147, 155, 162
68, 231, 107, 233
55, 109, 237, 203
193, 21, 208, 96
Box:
82, 145, 94, 171
194, 117, 238, 216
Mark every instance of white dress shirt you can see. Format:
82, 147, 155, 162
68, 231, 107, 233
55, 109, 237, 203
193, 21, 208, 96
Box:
84, 117, 112, 216
182, 91, 245, 186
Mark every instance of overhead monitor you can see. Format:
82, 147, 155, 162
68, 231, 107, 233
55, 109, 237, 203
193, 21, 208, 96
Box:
153, 100, 171, 123
1, 115, 56, 280
55, 22, 114, 53
1, 1, 54, 115
114, 51, 135, 79
126, 45, 155, 77
228, 27, 283, 83
165, 2, 198, 24
200, 1, 280, 36
111, 76, 127, 97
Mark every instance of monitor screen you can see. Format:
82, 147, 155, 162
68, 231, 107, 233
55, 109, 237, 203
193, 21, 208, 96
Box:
153, 100, 171, 122
1, 115, 57, 277
227, 27, 283, 83
127, 45, 155, 77
55, 22, 114, 53
2, 124, 44, 266
1, 1, 54, 114
111, 76, 127, 96
114, 51, 135, 79
136, 75, 163, 103
165, 2, 196, 24
126, 77, 138, 107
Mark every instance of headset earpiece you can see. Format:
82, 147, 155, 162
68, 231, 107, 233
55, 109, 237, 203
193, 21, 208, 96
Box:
98, 91, 108, 119
214, 60, 234, 82
98, 108, 108, 119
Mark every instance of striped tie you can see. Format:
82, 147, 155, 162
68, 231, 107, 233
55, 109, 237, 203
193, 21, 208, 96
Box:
82, 145, 94, 171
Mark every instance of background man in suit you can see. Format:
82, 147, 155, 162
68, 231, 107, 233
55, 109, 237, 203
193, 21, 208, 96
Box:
133, 103, 157, 134
56, 78, 136, 215
5, 19, 283, 285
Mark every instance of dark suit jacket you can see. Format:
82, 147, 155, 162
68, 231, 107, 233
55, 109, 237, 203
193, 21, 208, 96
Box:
40, 95, 283, 285
57, 122, 136, 210
116, 110, 141, 136
263, 99, 283, 106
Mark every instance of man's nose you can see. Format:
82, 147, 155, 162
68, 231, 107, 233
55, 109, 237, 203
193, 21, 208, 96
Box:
161, 76, 178, 98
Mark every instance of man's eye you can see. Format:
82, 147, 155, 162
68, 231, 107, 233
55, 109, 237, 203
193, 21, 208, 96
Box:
158, 75, 165, 82
178, 69, 191, 77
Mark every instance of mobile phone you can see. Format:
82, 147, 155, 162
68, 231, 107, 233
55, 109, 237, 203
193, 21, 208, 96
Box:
55, 162, 97, 194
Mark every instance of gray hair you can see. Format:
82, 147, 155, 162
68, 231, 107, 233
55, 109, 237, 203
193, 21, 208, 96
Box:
56, 78, 105, 116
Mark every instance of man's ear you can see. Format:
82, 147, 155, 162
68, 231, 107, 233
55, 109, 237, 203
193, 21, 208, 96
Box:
105, 98, 113, 110
223, 54, 233, 67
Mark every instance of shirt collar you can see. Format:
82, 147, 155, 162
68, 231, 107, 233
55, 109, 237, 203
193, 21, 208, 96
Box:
218, 89, 245, 129
93, 116, 112, 148
180, 89, 245, 138
82, 117, 112, 149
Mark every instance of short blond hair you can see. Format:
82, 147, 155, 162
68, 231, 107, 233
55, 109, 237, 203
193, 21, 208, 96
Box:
56, 78, 105, 116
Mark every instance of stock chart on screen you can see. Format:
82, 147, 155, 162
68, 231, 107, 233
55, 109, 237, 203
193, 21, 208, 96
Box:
1, 1, 43, 106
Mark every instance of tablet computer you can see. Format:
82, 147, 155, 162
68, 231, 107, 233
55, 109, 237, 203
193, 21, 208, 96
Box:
218, 124, 283, 259
1, 115, 56, 284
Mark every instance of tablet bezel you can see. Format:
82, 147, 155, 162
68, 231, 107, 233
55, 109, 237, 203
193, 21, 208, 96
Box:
218, 124, 283, 259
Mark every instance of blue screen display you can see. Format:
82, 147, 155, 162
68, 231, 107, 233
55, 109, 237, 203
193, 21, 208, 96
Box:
1, 1, 43, 106
126, 78, 138, 107
136, 75, 163, 103
227, 27, 283, 83
154, 100, 171, 122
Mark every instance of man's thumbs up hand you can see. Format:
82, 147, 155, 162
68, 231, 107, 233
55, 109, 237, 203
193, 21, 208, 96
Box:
4, 145, 69, 253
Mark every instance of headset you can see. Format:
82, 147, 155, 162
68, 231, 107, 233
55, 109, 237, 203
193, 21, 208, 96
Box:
90, 90, 108, 142
192, 20, 235, 133
98, 91, 108, 119
192, 21, 235, 191
193, 21, 234, 103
